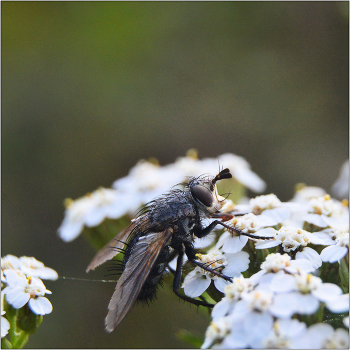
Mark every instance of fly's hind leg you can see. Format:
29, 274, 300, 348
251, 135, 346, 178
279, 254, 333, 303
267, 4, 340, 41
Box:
172, 248, 214, 308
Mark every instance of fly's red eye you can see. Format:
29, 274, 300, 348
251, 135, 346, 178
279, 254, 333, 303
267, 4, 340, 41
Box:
191, 185, 214, 207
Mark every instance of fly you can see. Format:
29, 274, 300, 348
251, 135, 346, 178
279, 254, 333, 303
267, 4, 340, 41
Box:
86, 168, 273, 332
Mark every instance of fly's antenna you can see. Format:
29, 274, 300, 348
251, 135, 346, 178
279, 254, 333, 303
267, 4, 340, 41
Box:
220, 191, 232, 202
213, 168, 232, 185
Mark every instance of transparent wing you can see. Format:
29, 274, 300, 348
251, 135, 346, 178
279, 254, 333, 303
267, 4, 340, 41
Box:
105, 228, 173, 332
86, 214, 150, 272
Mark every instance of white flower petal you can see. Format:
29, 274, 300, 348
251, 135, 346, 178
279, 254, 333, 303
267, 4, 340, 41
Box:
295, 293, 319, 314
261, 207, 291, 224
277, 318, 307, 338
248, 270, 266, 286
326, 294, 349, 313
303, 214, 328, 227
312, 231, 336, 245
58, 220, 84, 242
213, 277, 231, 293
3, 270, 28, 288
222, 235, 248, 254
225, 251, 250, 272
270, 293, 299, 318
183, 274, 211, 298
211, 298, 232, 320
286, 259, 315, 273
1, 316, 10, 338
269, 274, 296, 293
194, 233, 216, 249
244, 311, 273, 348
320, 245, 348, 263
230, 300, 250, 321
233, 168, 266, 193
224, 321, 249, 349
4, 288, 30, 309
296, 247, 322, 269
255, 215, 278, 227
255, 238, 281, 249
28, 297, 53, 315
312, 283, 342, 303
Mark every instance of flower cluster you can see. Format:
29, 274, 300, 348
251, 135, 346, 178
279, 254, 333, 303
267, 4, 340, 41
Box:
195, 189, 349, 349
201, 253, 349, 349
1, 255, 58, 341
58, 151, 266, 242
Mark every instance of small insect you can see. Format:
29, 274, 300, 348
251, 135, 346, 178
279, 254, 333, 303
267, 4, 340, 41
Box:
86, 168, 273, 332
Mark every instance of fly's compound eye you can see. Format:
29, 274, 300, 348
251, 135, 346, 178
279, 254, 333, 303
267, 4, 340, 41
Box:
191, 185, 214, 207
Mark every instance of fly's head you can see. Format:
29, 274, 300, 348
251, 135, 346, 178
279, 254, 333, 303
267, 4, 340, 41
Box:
189, 168, 232, 215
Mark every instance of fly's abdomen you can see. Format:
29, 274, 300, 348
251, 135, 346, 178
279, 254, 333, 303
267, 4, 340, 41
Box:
137, 246, 170, 303
122, 234, 170, 304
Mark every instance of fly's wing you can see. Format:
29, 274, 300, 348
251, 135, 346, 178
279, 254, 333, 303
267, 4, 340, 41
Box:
86, 214, 150, 273
105, 228, 173, 332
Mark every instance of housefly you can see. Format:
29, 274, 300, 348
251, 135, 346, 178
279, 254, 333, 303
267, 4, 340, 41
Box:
86, 168, 273, 332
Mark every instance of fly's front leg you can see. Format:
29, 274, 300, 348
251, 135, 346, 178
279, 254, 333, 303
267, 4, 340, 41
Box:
172, 246, 214, 308
211, 212, 247, 221
195, 219, 274, 241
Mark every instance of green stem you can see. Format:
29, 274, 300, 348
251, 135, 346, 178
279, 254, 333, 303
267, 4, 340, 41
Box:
7, 309, 18, 345
2, 337, 12, 349
11, 331, 29, 349
339, 254, 349, 293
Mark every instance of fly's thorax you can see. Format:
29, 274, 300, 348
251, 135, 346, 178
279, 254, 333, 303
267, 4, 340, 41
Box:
147, 191, 197, 227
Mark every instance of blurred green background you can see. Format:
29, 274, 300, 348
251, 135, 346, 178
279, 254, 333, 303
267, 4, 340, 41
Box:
2, 1, 348, 348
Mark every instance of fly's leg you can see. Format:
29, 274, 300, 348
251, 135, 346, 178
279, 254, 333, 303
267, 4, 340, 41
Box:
195, 219, 274, 240
184, 243, 233, 283
172, 247, 214, 308
211, 212, 247, 221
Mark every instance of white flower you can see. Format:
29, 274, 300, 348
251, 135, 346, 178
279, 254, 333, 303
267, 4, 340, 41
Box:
2, 270, 53, 315
217, 212, 281, 254
182, 249, 249, 297
58, 187, 139, 242
261, 253, 315, 274
1, 255, 22, 271
292, 323, 349, 349
291, 184, 327, 204
211, 276, 253, 320
2, 255, 58, 282
303, 195, 349, 228
113, 160, 184, 204
249, 194, 282, 214
201, 316, 232, 349
255, 226, 324, 269
320, 226, 349, 263
263, 319, 307, 349
18, 257, 58, 280
228, 290, 275, 348
268, 273, 344, 318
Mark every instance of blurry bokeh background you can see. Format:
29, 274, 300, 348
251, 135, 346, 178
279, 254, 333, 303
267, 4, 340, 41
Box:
2, 1, 349, 348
